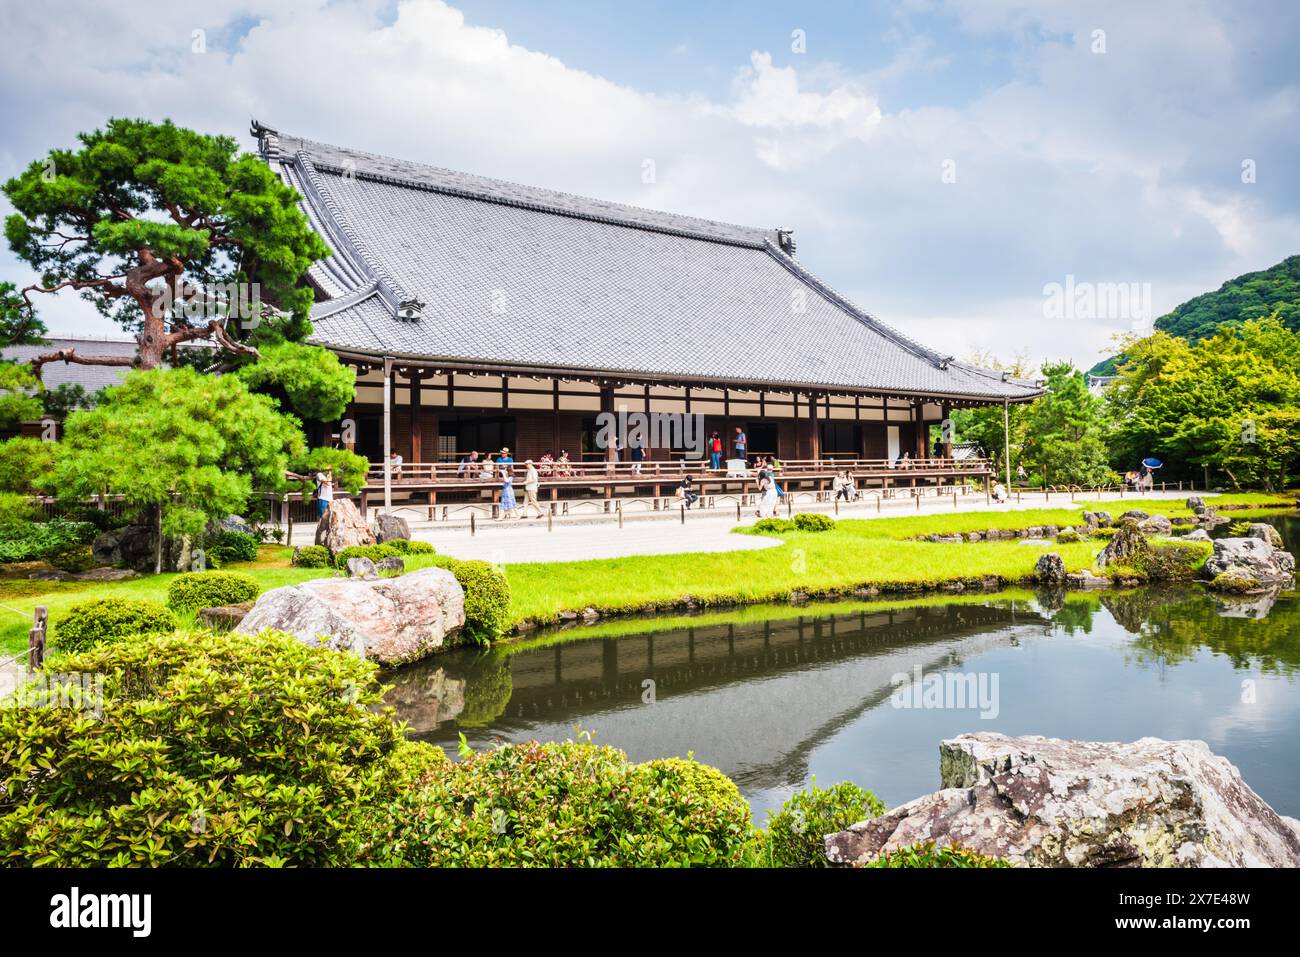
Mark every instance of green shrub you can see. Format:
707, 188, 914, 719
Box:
865, 841, 1013, 868
752, 517, 795, 534
166, 571, 260, 614
202, 529, 259, 566
333, 543, 399, 568
762, 780, 886, 868
363, 740, 752, 867
1, 629, 436, 866
793, 513, 835, 532
380, 539, 436, 556
1055, 529, 1082, 544
292, 544, 331, 568
52, 597, 175, 653
47, 543, 95, 573
450, 559, 511, 645
0, 518, 95, 564
0, 437, 55, 495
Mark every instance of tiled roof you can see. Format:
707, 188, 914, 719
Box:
255, 123, 1041, 402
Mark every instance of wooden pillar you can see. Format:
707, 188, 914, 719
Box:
600, 383, 616, 470
940, 402, 951, 460
409, 371, 422, 464
807, 390, 821, 462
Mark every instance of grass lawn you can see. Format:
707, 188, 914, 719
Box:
0, 493, 1289, 657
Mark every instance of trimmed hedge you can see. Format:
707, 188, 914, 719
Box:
383, 539, 435, 556
202, 529, 259, 567
761, 780, 886, 868
793, 513, 835, 532
425, 556, 510, 645
166, 571, 260, 615
334, 543, 400, 569
292, 544, 331, 568
363, 740, 752, 867
752, 518, 796, 534
1, 629, 440, 866
52, 597, 176, 654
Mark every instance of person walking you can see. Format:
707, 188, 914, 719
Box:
498, 465, 519, 519
629, 440, 644, 475
834, 470, 852, 502
522, 459, 547, 518
733, 426, 748, 464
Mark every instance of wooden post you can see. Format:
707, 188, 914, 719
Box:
27, 606, 47, 674
409, 371, 423, 464
382, 356, 394, 516
470, 513, 476, 536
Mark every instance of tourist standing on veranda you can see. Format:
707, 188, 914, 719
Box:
522, 460, 547, 518
498, 465, 519, 520
733, 426, 748, 464
709, 432, 723, 470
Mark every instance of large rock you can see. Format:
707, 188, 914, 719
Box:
198, 601, 255, 632
314, 497, 375, 554
1138, 514, 1172, 535
1096, 520, 1151, 569
1245, 522, 1284, 548
372, 512, 411, 544
1118, 509, 1149, 522
825, 733, 1300, 868
1033, 552, 1066, 584
1203, 536, 1295, 584
91, 524, 193, 573
235, 566, 465, 666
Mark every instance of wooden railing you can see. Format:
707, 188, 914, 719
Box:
363, 456, 994, 487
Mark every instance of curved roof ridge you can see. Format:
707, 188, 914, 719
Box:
267, 125, 780, 249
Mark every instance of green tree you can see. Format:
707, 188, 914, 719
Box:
0, 280, 45, 347
0, 362, 44, 428
236, 339, 355, 422
3, 117, 328, 376
1021, 361, 1115, 486
949, 352, 1035, 479
51, 367, 305, 571
1106, 316, 1300, 488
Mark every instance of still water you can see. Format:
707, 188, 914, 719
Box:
389, 514, 1300, 821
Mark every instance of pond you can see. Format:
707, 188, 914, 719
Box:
388, 513, 1300, 822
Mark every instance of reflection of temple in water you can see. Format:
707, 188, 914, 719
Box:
394, 601, 1051, 791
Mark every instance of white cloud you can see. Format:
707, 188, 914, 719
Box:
0, 0, 1297, 371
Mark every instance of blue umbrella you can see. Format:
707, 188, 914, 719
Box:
1141, 457, 1163, 469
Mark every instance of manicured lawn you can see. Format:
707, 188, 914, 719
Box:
1, 494, 1286, 657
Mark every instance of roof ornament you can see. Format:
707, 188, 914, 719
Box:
395, 297, 425, 323
1001, 370, 1011, 382
775, 228, 797, 257
250, 119, 280, 160
938, 356, 954, 370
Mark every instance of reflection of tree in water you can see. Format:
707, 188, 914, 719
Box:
458, 654, 514, 727
1103, 586, 1300, 674
1047, 597, 1099, 636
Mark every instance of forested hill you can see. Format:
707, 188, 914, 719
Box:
1090, 254, 1300, 375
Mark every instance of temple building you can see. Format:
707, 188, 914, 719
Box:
253, 122, 1039, 505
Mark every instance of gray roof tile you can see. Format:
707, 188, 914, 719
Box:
258, 125, 1040, 402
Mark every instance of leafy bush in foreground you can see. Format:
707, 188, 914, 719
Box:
363, 740, 752, 867
752, 518, 795, 534
761, 780, 886, 868
166, 571, 260, 614
0, 629, 440, 866
865, 841, 1013, 868
52, 597, 176, 653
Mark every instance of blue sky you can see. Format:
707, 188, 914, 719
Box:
1, 0, 1297, 369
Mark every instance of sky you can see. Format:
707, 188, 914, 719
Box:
1, 0, 1298, 370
